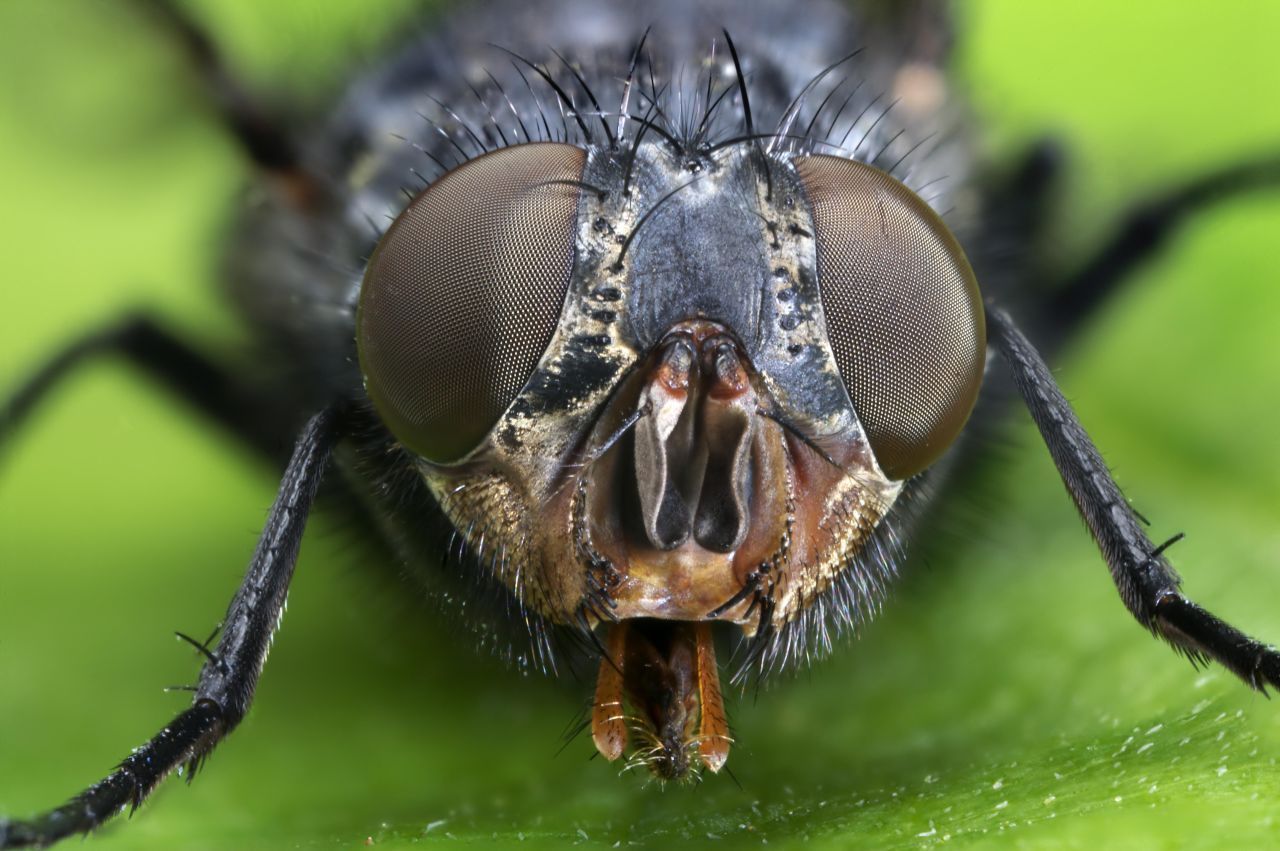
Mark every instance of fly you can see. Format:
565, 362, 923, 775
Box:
2, 0, 1279, 846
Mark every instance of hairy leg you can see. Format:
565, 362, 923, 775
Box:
986, 304, 1280, 691
0, 406, 341, 849
128, 0, 301, 176
1043, 156, 1280, 341
0, 314, 296, 463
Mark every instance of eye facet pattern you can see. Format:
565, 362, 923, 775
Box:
357, 143, 587, 462
795, 154, 986, 480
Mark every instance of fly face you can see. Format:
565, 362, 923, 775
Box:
355, 105, 985, 774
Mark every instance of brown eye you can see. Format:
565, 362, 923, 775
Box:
357, 142, 587, 462
794, 155, 985, 480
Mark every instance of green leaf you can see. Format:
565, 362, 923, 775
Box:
1, 2, 1278, 848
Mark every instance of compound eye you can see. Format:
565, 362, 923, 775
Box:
794, 155, 985, 480
357, 143, 587, 462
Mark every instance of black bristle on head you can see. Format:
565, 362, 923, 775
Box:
464, 78, 510, 148
494, 45, 596, 144
551, 47, 615, 147
768, 48, 863, 154
484, 68, 533, 142
616, 26, 650, 141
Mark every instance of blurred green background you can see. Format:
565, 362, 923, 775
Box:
1, 2, 1279, 849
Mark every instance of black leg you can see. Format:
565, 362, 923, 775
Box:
1, 314, 294, 463
129, 0, 302, 177
967, 137, 1066, 333
1044, 156, 1280, 336
0, 406, 341, 849
985, 304, 1280, 691
980, 138, 1064, 269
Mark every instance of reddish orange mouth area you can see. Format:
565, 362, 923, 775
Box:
571, 323, 892, 777
576, 321, 795, 625
591, 619, 729, 780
